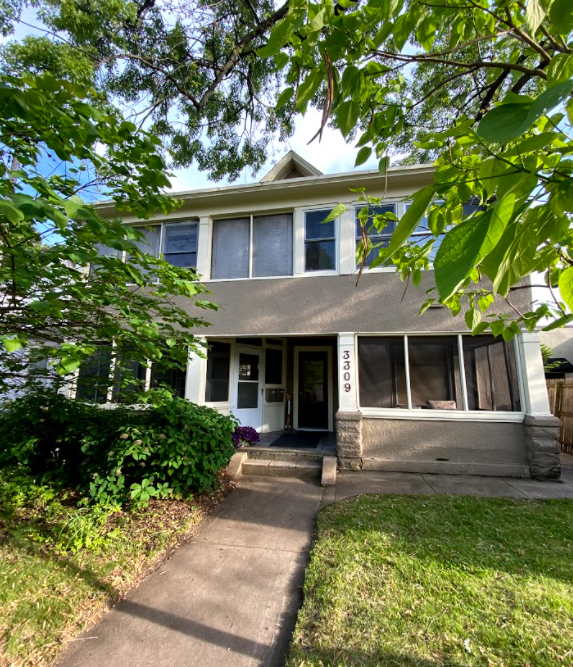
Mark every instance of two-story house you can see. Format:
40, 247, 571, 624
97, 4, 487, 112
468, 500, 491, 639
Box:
93, 151, 561, 480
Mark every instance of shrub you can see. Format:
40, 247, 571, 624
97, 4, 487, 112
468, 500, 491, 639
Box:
0, 387, 237, 506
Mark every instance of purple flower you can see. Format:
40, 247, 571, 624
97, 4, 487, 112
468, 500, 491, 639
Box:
232, 426, 260, 447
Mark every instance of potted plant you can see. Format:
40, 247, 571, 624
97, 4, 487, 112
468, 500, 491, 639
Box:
232, 426, 260, 448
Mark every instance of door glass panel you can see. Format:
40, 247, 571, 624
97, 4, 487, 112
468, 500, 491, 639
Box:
298, 351, 328, 428
238, 382, 258, 408
239, 354, 259, 381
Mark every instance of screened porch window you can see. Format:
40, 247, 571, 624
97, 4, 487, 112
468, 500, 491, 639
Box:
355, 204, 397, 267
205, 341, 231, 402
211, 214, 293, 279
358, 335, 521, 412
305, 209, 336, 271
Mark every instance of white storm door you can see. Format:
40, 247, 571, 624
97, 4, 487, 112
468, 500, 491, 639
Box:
233, 348, 264, 431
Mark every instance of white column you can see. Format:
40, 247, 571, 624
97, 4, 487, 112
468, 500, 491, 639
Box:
516, 331, 551, 415
185, 337, 207, 404
293, 207, 305, 275
338, 206, 355, 275
338, 333, 358, 411
195, 216, 211, 280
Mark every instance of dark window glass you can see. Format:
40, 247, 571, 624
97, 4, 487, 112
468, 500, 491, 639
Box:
305, 209, 336, 271
163, 222, 197, 269
358, 337, 407, 408
239, 353, 259, 381
463, 336, 521, 411
238, 382, 258, 409
253, 214, 293, 277
211, 218, 250, 279
266, 338, 283, 347
151, 364, 187, 398
205, 342, 231, 402
76, 346, 112, 404
266, 388, 285, 403
355, 204, 397, 267
265, 348, 283, 385
408, 336, 462, 409
238, 338, 263, 347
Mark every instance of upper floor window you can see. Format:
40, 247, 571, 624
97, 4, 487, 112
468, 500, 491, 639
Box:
211, 214, 293, 280
355, 204, 397, 267
304, 209, 336, 272
163, 222, 198, 268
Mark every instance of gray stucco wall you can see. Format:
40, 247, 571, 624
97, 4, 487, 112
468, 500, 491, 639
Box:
361, 418, 529, 476
185, 272, 531, 336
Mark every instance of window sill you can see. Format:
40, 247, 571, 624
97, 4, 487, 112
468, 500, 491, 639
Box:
359, 407, 525, 423
205, 271, 339, 283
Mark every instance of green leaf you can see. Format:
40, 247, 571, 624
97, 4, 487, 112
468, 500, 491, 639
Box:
336, 100, 360, 137
59, 356, 81, 374
385, 185, 435, 259
274, 53, 289, 70
477, 81, 573, 144
3, 338, 23, 353
355, 146, 372, 167
434, 196, 515, 300
257, 14, 295, 58
378, 156, 390, 174
276, 87, 294, 109
558, 267, 573, 313
525, 0, 545, 33
416, 15, 437, 51
465, 308, 482, 330
549, 0, 573, 35
296, 69, 323, 108
321, 204, 347, 224
0, 200, 25, 224
476, 103, 532, 144
543, 313, 573, 330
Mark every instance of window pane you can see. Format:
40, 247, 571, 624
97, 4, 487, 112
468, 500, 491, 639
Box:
211, 218, 250, 279
76, 346, 112, 404
151, 364, 186, 398
408, 336, 461, 409
165, 252, 197, 268
358, 337, 407, 408
205, 342, 231, 402
305, 210, 335, 240
265, 348, 283, 384
355, 205, 397, 238
164, 223, 197, 254
239, 353, 259, 381
253, 214, 293, 277
128, 225, 161, 276
463, 336, 521, 411
238, 382, 258, 409
305, 240, 335, 271
113, 355, 147, 403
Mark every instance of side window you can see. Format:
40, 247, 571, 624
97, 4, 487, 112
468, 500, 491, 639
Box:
253, 214, 293, 277
355, 204, 397, 267
163, 222, 198, 269
304, 209, 336, 272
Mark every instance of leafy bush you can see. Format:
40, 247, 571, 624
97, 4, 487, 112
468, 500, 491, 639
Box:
232, 426, 260, 448
0, 388, 237, 506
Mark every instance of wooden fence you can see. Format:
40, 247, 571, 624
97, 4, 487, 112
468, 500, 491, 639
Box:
547, 379, 573, 453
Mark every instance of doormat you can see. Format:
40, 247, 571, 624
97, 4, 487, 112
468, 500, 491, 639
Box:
270, 431, 322, 449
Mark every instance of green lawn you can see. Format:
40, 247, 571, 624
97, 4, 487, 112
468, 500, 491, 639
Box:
0, 468, 228, 667
288, 495, 573, 667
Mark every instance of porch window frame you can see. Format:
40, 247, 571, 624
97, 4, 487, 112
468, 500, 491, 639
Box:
357, 333, 526, 422
209, 212, 295, 281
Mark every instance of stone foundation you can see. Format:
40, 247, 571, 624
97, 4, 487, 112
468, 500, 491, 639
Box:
524, 415, 561, 480
336, 410, 362, 470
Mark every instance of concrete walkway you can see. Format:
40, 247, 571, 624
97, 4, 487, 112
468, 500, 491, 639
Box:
59, 454, 573, 667
58, 477, 325, 667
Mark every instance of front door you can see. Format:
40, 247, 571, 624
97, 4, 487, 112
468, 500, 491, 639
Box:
233, 348, 264, 431
297, 350, 329, 429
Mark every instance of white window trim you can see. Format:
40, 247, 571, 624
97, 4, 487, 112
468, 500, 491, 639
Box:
355, 333, 526, 421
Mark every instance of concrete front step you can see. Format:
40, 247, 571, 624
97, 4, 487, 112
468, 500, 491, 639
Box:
244, 446, 325, 462
242, 458, 322, 479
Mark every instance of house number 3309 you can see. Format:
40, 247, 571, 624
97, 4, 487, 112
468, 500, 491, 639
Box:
342, 350, 352, 392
